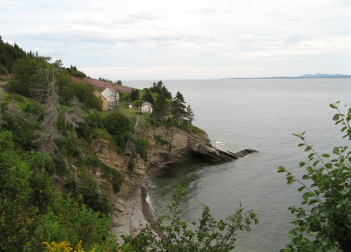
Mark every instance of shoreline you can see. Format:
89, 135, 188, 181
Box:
112, 184, 156, 244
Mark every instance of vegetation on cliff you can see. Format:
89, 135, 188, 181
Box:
0, 37, 259, 251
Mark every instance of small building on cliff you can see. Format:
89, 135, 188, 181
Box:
101, 87, 119, 110
94, 90, 108, 110
141, 101, 153, 113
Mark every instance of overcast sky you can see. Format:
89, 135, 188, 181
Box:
1, 0, 351, 80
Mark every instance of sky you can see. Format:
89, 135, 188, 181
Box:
1, 0, 351, 80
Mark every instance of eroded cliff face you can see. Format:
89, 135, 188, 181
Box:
91, 137, 147, 199
145, 126, 211, 166
92, 126, 256, 201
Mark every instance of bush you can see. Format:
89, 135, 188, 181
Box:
128, 159, 135, 174
279, 102, 351, 251
103, 111, 132, 152
135, 138, 149, 161
121, 185, 258, 251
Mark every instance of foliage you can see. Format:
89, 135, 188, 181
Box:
127, 160, 135, 174
0, 131, 116, 251
121, 185, 258, 252
103, 111, 132, 152
172, 91, 187, 126
278, 101, 351, 252
82, 154, 123, 194
76, 171, 112, 214
8, 57, 101, 111
135, 138, 149, 161
0, 98, 40, 150
0, 36, 27, 75
185, 105, 195, 124
149, 81, 172, 99
130, 88, 140, 101
7, 56, 49, 96
154, 134, 169, 145
66, 65, 86, 78
43, 241, 87, 252
152, 91, 169, 123
142, 89, 155, 104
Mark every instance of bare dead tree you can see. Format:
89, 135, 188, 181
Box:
64, 96, 84, 129
34, 66, 61, 156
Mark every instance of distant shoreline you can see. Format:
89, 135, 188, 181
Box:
225, 73, 351, 79
225, 76, 351, 80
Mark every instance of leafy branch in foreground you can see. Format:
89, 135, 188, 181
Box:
121, 184, 258, 252
278, 101, 351, 252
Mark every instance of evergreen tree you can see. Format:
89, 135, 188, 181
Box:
0, 36, 27, 75
142, 89, 155, 104
130, 88, 140, 101
153, 91, 168, 123
185, 105, 195, 124
172, 91, 187, 126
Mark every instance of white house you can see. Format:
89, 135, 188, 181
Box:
141, 101, 153, 113
101, 87, 119, 110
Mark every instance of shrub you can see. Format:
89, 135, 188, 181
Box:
135, 138, 149, 161
279, 102, 351, 251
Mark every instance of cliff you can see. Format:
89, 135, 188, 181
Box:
92, 125, 257, 201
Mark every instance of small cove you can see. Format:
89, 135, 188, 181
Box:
125, 78, 351, 251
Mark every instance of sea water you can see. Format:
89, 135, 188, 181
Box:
124, 78, 351, 251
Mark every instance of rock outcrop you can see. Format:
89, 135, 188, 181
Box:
145, 126, 257, 165
92, 126, 257, 200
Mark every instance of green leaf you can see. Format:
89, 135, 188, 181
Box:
325, 163, 333, 169
305, 146, 312, 152
321, 153, 330, 158
302, 192, 314, 200
302, 175, 310, 180
340, 188, 350, 196
298, 186, 305, 192
312, 160, 320, 167
278, 166, 286, 173
298, 143, 305, 147
308, 199, 318, 205
329, 104, 337, 109
299, 162, 306, 167
333, 114, 340, 121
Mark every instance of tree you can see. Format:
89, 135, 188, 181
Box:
7, 56, 49, 97
153, 91, 168, 123
185, 105, 195, 124
172, 91, 187, 126
64, 96, 84, 129
143, 89, 155, 104
130, 89, 140, 101
278, 101, 351, 252
34, 64, 61, 156
120, 185, 258, 251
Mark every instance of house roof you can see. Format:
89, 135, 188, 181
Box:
141, 101, 152, 107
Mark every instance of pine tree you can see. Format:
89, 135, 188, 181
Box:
172, 91, 187, 126
185, 105, 195, 124
153, 91, 168, 123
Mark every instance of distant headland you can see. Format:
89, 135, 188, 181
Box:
226, 73, 351, 79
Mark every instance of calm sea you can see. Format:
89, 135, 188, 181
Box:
124, 78, 351, 251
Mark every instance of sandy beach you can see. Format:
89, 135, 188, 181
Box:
111, 185, 153, 244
